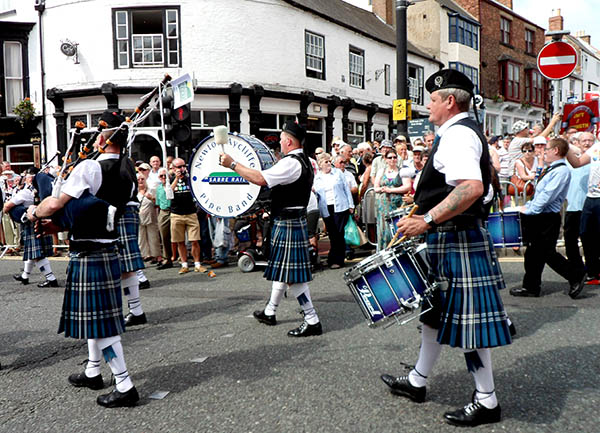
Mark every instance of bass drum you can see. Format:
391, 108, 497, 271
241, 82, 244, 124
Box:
189, 132, 276, 218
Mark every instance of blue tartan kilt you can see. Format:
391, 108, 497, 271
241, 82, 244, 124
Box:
420, 226, 512, 349
59, 247, 125, 339
263, 216, 312, 284
117, 205, 145, 273
22, 222, 53, 261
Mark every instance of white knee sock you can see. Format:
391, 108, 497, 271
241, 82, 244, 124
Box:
85, 339, 102, 378
36, 258, 56, 281
265, 281, 287, 316
409, 324, 442, 388
97, 336, 134, 393
22, 259, 34, 279
122, 274, 143, 316
463, 348, 498, 409
136, 269, 148, 282
289, 283, 319, 325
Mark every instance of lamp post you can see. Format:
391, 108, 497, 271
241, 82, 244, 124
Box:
395, 0, 422, 138
396, 0, 409, 138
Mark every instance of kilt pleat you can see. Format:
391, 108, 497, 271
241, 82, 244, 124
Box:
117, 205, 145, 273
422, 227, 511, 349
58, 249, 125, 339
22, 223, 53, 261
263, 216, 312, 283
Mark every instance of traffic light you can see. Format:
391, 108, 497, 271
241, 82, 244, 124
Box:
160, 93, 173, 147
171, 103, 192, 150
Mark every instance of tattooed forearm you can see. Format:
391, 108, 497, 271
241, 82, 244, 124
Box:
429, 180, 483, 224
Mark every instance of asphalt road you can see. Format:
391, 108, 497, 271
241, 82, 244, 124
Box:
1, 253, 599, 433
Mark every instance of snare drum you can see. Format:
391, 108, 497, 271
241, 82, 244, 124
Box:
487, 210, 522, 248
344, 243, 433, 327
385, 207, 409, 238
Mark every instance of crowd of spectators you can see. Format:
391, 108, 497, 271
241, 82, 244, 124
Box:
1, 114, 597, 274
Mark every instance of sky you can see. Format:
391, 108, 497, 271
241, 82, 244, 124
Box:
510, 1, 600, 48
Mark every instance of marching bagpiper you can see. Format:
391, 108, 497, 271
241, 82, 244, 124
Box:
27, 110, 140, 408
3, 168, 58, 288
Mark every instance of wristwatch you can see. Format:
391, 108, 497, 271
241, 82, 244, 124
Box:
423, 212, 435, 227
230, 161, 237, 170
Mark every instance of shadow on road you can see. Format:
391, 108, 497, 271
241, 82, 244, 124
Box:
133, 339, 327, 405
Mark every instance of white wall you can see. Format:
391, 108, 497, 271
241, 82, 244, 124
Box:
4, 0, 441, 155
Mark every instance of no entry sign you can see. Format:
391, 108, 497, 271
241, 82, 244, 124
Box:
537, 41, 578, 80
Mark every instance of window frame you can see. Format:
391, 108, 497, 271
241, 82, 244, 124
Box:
305, 30, 325, 80
407, 63, 424, 105
448, 14, 479, 50
112, 6, 181, 69
384, 64, 391, 96
525, 29, 535, 55
349, 46, 365, 89
499, 61, 521, 102
500, 17, 512, 45
3, 40, 23, 116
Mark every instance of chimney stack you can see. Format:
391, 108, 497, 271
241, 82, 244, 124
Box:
372, 0, 395, 26
548, 8, 564, 32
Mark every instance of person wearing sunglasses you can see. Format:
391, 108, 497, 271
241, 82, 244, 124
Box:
514, 142, 540, 185
373, 150, 411, 251
155, 167, 174, 270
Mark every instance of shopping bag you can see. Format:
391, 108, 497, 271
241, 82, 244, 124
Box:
344, 217, 361, 247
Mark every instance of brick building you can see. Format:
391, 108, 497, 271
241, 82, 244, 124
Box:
454, 0, 549, 135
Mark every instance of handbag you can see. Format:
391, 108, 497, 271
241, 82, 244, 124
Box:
344, 217, 361, 247
507, 174, 534, 197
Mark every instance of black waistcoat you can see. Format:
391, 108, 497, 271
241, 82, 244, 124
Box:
414, 116, 490, 218
270, 152, 314, 217
70, 157, 136, 241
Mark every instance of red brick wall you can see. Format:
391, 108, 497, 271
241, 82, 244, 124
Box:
455, 0, 548, 109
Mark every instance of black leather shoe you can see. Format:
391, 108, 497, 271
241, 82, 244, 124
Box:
380, 374, 426, 402
13, 274, 29, 285
569, 275, 586, 299
124, 312, 147, 327
68, 372, 104, 390
444, 402, 501, 427
253, 309, 276, 326
157, 261, 173, 270
508, 322, 516, 337
97, 386, 139, 408
139, 280, 150, 290
510, 287, 540, 297
38, 279, 59, 288
288, 321, 322, 337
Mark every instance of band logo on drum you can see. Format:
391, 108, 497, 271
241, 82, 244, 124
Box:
189, 131, 276, 218
201, 172, 249, 185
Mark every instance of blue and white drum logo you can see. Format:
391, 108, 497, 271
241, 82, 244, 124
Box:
189, 133, 267, 218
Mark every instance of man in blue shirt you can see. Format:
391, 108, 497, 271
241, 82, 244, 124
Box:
511, 137, 586, 298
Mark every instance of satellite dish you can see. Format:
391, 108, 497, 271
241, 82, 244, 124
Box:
60, 41, 77, 57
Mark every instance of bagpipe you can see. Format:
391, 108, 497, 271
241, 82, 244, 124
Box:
53, 74, 172, 196
22, 74, 173, 235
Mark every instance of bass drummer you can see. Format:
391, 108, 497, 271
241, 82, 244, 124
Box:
219, 121, 322, 337
382, 69, 511, 427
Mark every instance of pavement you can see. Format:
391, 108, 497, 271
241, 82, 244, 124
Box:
1, 252, 599, 433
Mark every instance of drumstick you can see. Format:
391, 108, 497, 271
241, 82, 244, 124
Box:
386, 205, 419, 249
214, 125, 229, 154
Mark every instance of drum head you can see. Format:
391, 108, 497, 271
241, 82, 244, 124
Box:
189, 133, 276, 218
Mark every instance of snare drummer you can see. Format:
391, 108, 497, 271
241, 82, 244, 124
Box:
219, 121, 322, 337
383, 69, 511, 427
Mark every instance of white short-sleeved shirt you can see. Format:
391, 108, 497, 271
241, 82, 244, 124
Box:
343, 170, 357, 190
10, 187, 35, 207
261, 149, 303, 188
433, 112, 482, 186
585, 143, 600, 197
